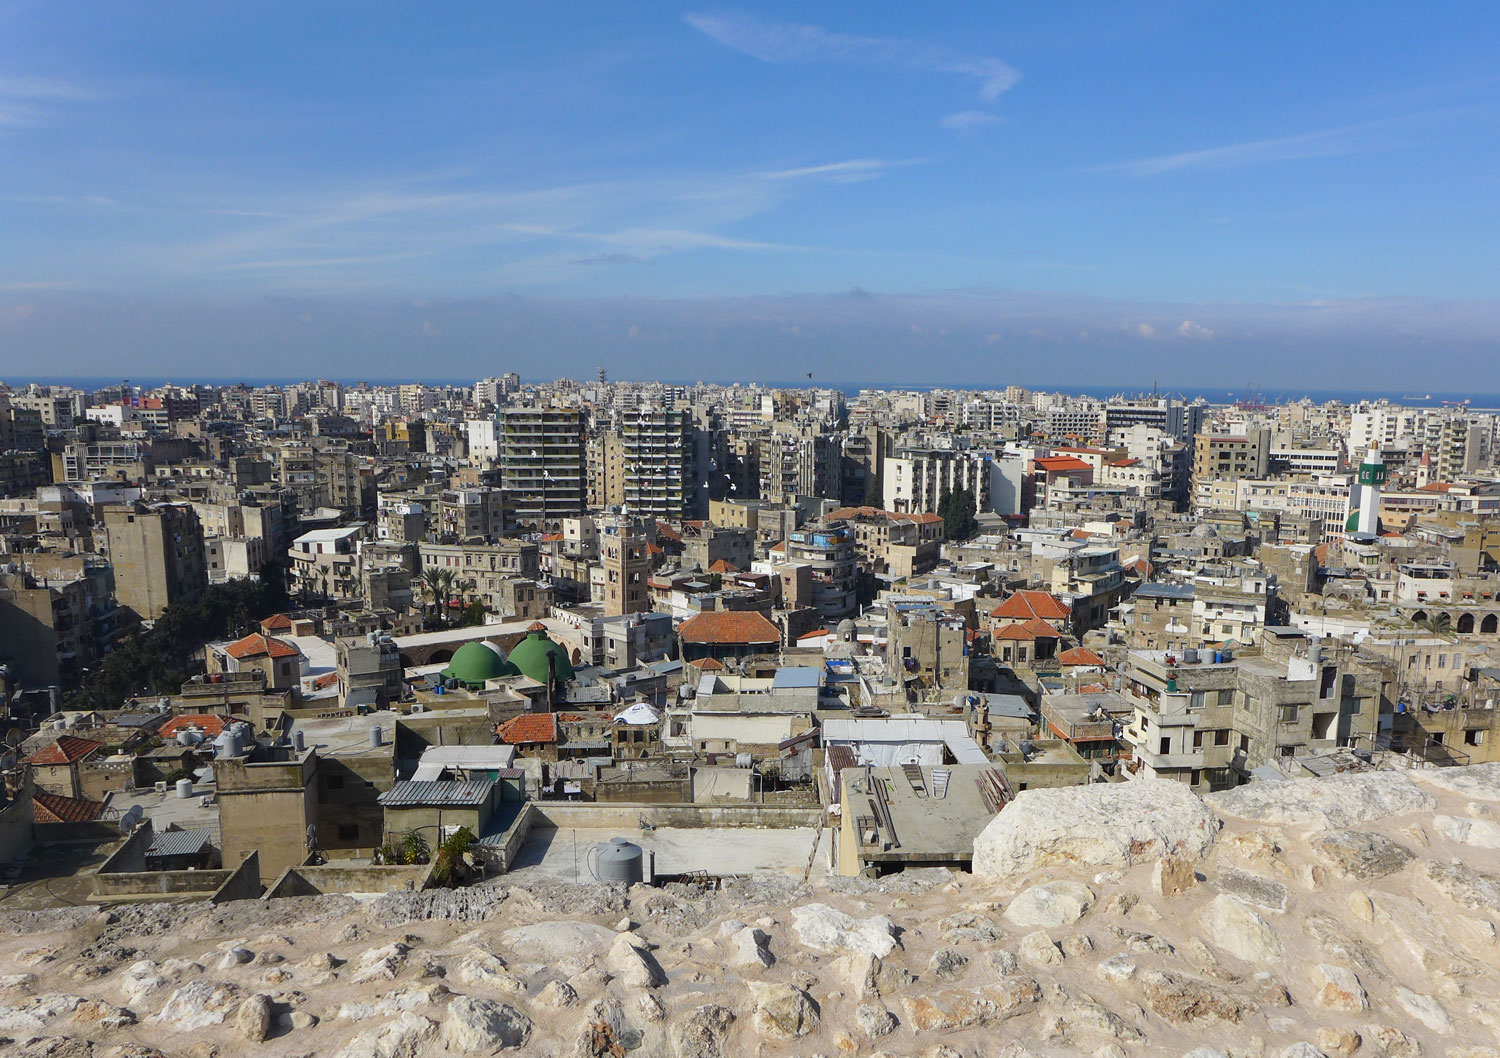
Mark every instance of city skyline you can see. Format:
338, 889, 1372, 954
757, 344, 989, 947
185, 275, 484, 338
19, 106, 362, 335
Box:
4, 5, 1500, 383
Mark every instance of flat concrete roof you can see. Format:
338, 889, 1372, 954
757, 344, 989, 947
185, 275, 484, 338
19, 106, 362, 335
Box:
842, 763, 999, 863
502, 825, 827, 883
294, 711, 398, 759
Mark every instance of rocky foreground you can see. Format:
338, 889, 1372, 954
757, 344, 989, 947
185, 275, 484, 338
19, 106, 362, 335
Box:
5, 765, 1500, 1058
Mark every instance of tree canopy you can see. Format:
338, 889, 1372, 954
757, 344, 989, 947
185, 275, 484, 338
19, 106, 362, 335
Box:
938, 487, 978, 541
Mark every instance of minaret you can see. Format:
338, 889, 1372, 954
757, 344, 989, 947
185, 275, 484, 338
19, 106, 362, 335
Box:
1354, 446, 1387, 536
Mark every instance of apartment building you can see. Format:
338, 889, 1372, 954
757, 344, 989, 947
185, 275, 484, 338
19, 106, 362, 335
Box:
496, 407, 586, 527
102, 502, 208, 621
884, 448, 992, 515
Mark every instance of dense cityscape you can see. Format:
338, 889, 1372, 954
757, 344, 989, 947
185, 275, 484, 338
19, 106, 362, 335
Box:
6, 4, 1500, 1055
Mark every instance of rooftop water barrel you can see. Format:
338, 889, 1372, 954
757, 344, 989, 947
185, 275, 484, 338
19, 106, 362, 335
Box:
369, 725, 383, 748
292, 729, 306, 753
1183, 648, 1200, 664
175, 778, 194, 798
594, 837, 644, 884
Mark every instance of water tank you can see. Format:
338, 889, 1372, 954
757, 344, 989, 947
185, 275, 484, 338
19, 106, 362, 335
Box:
292, 729, 306, 753
735, 752, 753, 769
177, 729, 203, 747
369, 725, 383, 748
175, 778, 194, 799
1183, 648, 1200, 665
1221, 649, 1233, 662
594, 837, 644, 884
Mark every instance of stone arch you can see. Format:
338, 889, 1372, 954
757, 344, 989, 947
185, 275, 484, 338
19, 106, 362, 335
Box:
1484, 613, 1499, 635
399, 653, 415, 669
428, 648, 453, 666
1457, 613, 1476, 634
1411, 609, 1428, 625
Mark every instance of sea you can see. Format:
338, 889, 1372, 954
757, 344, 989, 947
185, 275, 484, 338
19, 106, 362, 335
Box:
9, 375, 1500, 410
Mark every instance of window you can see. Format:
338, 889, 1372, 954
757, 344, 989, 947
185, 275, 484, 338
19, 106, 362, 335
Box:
1465, 729, 1485, 747
1215, 729, 1231, 746
1193, 730, 1205, 748
1240, 734, 1250, 752
1217, 689, 1234, 706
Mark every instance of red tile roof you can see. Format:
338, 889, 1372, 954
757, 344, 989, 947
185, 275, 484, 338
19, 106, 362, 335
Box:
159, 714, 229, 738
26, 735, 105, 766
224, 633, 300, 660
678, 610, 781, 645
654, 523, 683, 543
690, 657, 725, 671
826, 506, 944, 525
260, 613, 294, 632
990, 590, 1071, 621
1060, 646, 1106, 667
994, 617, 1064, 641
797, 628, 830, 640
1034, 456, 1092, 473
708, 559, 739, 573
496, 712, 559, 745
32, 791, 107, 824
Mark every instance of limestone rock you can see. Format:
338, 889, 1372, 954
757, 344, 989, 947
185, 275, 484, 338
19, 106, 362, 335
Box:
215, 949, 253, 972
1435, 814, 1500, 848
1394, 987, 1451, 1033
1423, 858, 1500, 909
497, 922, 615, 961
1313, 830, 1417, 879
1019, 931, 1063, 966
1411, 761, 1500, 801
1200, 895, 1284, 963
538, 980, 577, 1008
234, 995, 272, 1043
1363, 1025, 1421, 1058
606, 933, 666, 989
441, 996, 532, 1051
1096, 955, 1137, 983
749, 982, 819, 1038
791, 903, 899, 958
1215, 867, 1289, 913
349, 943, 409, 984
1004, 881, 1095, 928
1310, 964, 1367, 1012
729, 926, 773, 968
854, 1002, 896, 1038
669, 1004, 735, 1058
1279, 1046, 1329, 1058
900, 977, 1041, 1031
927, 947, 969, 981
834, 952, 915, 999
149, 982, 241, 1032
1153, 855, 1198, 897
1051, 1000, 1145, 1043
338, 1011, 438, 1058
1314, 1027, 1361, 1057
974, 778, 1221, 877
1142, 971, 1257, 1024
986, 949, 1019, 975
1207, 771, 1435, 829
336, 984, 446, 1019
454, 950, 521, 991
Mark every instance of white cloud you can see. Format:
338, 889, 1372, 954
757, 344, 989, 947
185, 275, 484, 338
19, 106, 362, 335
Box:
684, 11, 1019, 100
0, 75, 97, 130
941, 110, 1000, 131
1135, 322, 1156, 338
1091, 119, 1395, 177
759, 159, 894, 182
1177, 319, 1215, 339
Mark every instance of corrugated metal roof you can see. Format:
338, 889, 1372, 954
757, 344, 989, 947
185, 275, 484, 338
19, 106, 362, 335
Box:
772, 667, 821, 689
378, 779, 495, 807
147, 829, 214, 857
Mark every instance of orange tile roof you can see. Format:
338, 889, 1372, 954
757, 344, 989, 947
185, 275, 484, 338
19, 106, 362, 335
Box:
797, 628, 830, 640
159, 714, 229, 738
260, 613, 294, 632
654, 523, 682, 543
32, 791, 107, 824
26, 735, 105, 766
1060, 646, 1106, 666
496, 712, 559, 744
224, 632, 300, 660
768, 540, 786, 553
677, 610, 781, 645
708, 559, 739, 573
540, 532, 565, 542
826, 505, 944, 525
990, 590, 1071, 621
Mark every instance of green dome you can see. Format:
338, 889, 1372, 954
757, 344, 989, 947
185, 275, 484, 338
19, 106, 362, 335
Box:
442, 640, 519, 687
508, 629, 575, 684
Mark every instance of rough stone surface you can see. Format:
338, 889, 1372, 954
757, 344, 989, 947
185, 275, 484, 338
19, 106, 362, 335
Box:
1208, 771, 1435, 828
1199, 895, 1284, 963
974, 778, 1221, 876
1435, 813, 1500, 848
440, 996, 532, 1051
1411, 761, 1500, 801
1310, 964, 1367, 1012
233, 994, 272, 1043
1216, 867, 1289, 912
1004, 881, 1095, 928
149, 982, 240, 1031
669, 1004, 734, 1058
790, 902, 898, 958
1312, 829, 1417, 878
854, 1002, 897, 1037
1153, 855, 1199, 897
749, 981, 819, 1038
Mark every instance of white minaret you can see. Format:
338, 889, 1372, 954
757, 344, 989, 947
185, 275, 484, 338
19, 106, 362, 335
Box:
1354, 446, 1386, 536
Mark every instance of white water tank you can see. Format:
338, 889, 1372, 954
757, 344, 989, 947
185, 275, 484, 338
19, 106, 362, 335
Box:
175, 778, 194, 799
369, 725, 383, 748
292, 729, 306, 753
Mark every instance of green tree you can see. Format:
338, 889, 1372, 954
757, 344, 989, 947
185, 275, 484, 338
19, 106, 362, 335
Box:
942, 487, 978, 541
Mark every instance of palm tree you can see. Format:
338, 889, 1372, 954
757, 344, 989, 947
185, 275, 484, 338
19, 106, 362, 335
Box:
421, 568, 447, 620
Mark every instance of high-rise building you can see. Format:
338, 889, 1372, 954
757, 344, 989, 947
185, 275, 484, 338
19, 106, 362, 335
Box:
497, 407, 585, 528
103, 503, 208, 621
619, 409, 695, 518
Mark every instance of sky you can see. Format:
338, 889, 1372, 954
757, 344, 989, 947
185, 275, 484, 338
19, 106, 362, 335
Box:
3, 2, 1500, 387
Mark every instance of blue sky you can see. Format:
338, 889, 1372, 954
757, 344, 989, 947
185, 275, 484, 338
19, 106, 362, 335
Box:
3, 2, 1500, 385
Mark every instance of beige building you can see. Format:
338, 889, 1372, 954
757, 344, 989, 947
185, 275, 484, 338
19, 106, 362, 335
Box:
103, 502, 208, 621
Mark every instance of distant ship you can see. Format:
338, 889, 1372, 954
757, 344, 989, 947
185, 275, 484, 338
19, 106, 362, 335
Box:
1402, 394, 1430, 400
1442, 399, 1471, 407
